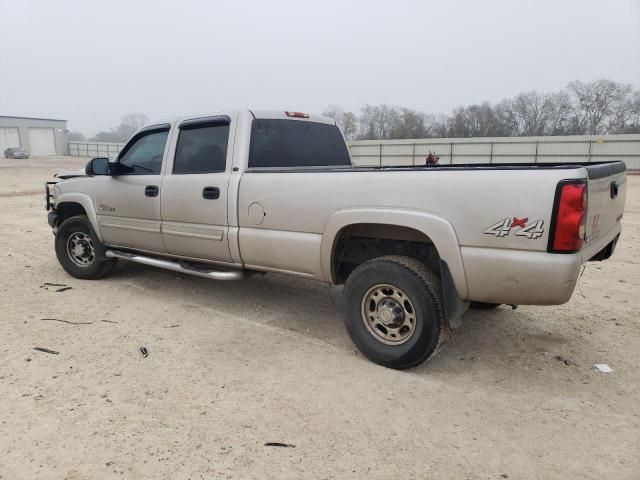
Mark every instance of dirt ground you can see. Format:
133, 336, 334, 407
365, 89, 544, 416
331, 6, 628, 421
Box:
1, 157, 638, 480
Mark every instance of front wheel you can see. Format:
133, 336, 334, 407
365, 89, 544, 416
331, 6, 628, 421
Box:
55, 215, 117, 279
343, 255, 449, 369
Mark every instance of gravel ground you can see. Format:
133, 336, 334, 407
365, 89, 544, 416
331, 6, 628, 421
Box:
1, 157, 638, 480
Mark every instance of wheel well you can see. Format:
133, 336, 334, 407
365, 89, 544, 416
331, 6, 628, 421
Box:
56, 202, 87, 224
331, 223, 441, 284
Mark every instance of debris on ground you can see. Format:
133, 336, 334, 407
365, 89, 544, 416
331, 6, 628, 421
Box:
40, 318, 93, 325
554, 355, 572, 366
593, 364, 613, 373
41, 282, 67, 287
139, 347, 149, 358
163, 324, 180, 328
101, 319, 119, 324
55, 286, 73, 293
34, 347, 59, 355
264, 442, 296, 448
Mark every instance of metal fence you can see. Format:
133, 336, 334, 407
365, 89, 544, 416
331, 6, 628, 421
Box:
349, 134, 640, 170
68, 141, 124, 159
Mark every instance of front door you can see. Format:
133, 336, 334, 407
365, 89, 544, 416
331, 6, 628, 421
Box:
160, 116, 233, 263
95, 126, 170, 253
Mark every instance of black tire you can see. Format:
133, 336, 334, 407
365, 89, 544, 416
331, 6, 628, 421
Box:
55, 215, 117, 280
469, 301, 501, 310
343, 255, 449, 369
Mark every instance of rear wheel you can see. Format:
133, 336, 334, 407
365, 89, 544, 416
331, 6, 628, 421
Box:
343, 255, 449, 369
55, 215, 117, 279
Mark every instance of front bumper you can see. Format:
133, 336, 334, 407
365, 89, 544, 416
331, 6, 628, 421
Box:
47, 210, 58, 228
45, 182, 58, 234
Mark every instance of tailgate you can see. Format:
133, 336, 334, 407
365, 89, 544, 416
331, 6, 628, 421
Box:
584, 161, 626, 247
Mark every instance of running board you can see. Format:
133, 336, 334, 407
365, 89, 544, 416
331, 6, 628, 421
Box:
105, 250, 245, 281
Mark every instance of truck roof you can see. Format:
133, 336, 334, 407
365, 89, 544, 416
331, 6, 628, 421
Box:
146, 110, 336, 129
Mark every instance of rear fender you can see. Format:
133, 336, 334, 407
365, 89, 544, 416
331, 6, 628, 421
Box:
321, 208, 468, 299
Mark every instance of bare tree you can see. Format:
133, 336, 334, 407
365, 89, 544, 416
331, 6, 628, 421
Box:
423, 114, 449, 138
90, 131, 124, 142
358, 104, 401, 139
322, 105, 358, 140
546, 91, 573, 135
568, 80, 630, 134
390, 108, 426, 139
322, 78, 638, 140
512, 92, 556, 136
447, 103, 504, 137
606, 84, 638, 133
628, 90, 640, 133
495, 99, 519, 136
67, 131, 86, 141
112, 113, 150, 141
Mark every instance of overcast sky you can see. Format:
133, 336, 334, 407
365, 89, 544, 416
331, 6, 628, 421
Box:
1, 0, 639, 136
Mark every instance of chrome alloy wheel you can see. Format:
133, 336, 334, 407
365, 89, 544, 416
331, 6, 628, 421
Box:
360, 283, 417, 345
66, 232, 95, 267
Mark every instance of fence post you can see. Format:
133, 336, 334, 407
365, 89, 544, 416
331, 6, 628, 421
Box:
489, 142, 493, 164
379, 143, 382, 167
534, 141, 539, 164
412, 142, 416, 166
450, 142, 454, 164
587, 139, 593, 163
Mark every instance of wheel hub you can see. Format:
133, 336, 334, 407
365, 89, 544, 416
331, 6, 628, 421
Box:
377, 299, 404, 327
66, 232, 95, 267
361, 284, 417, 345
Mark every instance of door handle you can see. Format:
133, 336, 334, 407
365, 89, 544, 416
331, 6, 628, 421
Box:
202, 186, 220, 200
145, 185, 159, 197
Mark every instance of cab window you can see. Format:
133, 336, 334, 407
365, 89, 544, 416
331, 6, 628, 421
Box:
173, 120, 229, 174
248, 119, 351, 168
117, 129, 169, 175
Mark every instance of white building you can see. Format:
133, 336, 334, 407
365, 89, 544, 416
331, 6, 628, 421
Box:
0, 115, 68, 156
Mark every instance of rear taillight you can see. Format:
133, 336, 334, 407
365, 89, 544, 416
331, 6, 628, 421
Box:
548, 180, 587, 253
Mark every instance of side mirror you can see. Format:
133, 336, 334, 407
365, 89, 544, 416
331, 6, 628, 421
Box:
85, 157, 110, 176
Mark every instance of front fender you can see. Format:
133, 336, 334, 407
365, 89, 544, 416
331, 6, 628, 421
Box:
320, 208, 468, 299
54, 191, 102, 242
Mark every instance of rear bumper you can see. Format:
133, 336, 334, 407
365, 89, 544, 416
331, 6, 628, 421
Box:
462, 223, 621, 305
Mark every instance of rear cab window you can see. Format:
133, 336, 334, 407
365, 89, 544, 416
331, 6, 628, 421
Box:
248, 119, 351, 168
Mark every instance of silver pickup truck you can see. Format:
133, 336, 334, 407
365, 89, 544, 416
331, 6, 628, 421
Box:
45, 110, 627, 368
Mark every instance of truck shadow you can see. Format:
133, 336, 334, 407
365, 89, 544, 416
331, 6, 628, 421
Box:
109, 261, 579, 380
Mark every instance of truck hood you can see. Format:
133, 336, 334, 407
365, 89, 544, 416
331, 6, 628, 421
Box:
55, 169, 87, 179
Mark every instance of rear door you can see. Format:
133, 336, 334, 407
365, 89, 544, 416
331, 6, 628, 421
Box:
584, 161, 626, 246
160, 115, 235, 263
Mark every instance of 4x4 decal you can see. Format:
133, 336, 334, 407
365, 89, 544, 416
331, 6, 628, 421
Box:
484, 217, 544, 239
